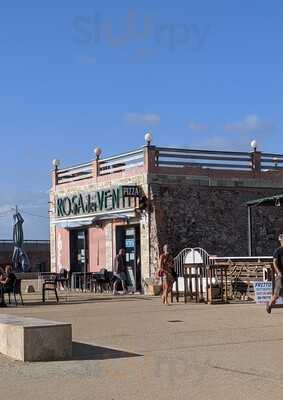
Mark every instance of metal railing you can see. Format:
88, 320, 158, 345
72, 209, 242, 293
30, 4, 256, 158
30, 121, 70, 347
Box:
55, 147, 283, 185
56, 149, 145, 184
155, 148, 253, 170
260, 153, 283, 170
155, 147, 283, 171
57, 162, 93, 184
99, 149, 144, 176
174, 247, 212, 277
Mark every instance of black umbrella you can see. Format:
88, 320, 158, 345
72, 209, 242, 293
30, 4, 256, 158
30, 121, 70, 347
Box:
12, 210, 30, 272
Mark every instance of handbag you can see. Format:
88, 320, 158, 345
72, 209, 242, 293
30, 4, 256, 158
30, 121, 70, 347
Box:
157, 269, 164, 278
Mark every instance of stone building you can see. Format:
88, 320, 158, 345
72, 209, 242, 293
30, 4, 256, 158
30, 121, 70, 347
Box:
49, 136, 283, 292
0, 240, 50, 272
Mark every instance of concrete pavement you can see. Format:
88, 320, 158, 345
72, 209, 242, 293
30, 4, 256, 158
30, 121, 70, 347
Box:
0, 293, 283, 400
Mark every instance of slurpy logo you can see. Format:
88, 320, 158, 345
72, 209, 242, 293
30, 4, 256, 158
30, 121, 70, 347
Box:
72, 9, 210, 57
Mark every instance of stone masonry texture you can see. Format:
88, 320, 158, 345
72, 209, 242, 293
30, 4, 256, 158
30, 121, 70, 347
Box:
149, 175, 283, 272
51, 160, 283, 278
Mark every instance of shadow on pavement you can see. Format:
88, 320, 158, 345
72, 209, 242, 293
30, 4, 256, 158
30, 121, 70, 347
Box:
72, 342, 143, 361
12, 296, 155, 308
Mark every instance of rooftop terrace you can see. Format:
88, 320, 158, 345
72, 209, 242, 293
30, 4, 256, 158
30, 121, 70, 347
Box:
52, 137, 283, 186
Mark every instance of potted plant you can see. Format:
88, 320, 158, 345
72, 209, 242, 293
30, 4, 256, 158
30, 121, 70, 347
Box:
143, 277, 162, 296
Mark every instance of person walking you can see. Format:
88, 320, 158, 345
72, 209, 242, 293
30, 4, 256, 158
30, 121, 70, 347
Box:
159, 244, 175, 305
266, 233, 283, 313
113, 248, 127, 295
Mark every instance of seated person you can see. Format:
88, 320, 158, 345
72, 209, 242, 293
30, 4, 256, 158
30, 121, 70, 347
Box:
0, 267, 4, 280
0, 266, 16, 306
0, 265, 16, 291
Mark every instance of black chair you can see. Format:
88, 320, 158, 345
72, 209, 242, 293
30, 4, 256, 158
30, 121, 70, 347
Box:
231, 278, 248, 299
92, 269, 113, 293
42, 274, 59, 303
92, 269, 107, 293
57, 269, 70, 290
106, 271, 114, 292
5, 279, 24, 306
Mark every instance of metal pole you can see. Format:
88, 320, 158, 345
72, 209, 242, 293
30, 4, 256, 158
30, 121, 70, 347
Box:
248, 206, 253, 256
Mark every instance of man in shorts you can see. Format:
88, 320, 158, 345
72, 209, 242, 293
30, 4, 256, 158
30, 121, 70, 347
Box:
266, 233, 283, 313
113, 248, 127, 295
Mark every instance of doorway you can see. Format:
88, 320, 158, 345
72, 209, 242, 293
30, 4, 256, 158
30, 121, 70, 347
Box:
70, 229, 89, 273
116, 225, 141, 292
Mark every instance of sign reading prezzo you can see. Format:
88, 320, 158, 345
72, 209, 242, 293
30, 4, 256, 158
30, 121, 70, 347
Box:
56, 186, 140, 218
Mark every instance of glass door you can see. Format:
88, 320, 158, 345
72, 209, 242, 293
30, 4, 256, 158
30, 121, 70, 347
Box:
116, 225, 141, 292
70, 229, 89, 273
124, 227, 136, 292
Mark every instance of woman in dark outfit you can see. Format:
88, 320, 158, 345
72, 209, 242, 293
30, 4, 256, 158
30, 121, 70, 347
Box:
0, 265, 16, 307
159, 244, 175, 305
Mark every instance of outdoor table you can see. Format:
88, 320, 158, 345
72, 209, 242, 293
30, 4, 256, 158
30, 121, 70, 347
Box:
183, 263, 204, 303
208, 264, 228, 304
214, 260, 273, 301
183, 263, 228, 304
71, 272, 94, 292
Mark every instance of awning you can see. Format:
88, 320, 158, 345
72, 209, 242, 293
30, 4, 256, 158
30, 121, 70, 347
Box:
53, 218, 94, 229
52, 209, 137, 229
92, 212, 135, 225
246, 193, 283, 207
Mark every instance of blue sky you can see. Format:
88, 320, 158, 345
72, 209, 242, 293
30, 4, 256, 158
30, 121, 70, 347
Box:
0, 1, 282, 239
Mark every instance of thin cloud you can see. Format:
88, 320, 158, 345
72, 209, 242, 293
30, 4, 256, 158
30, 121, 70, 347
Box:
187, 114, 277, 151
187, 121, 209, 132
224, 114, 276, 134
124, 112, 160, 126
0, 205, 14, 215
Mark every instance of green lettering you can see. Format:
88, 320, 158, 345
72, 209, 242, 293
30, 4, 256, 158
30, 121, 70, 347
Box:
77, 194, 85, 214
97, 190, 105, 211
112, 188, 120, 209
71, 195, 78, 215
57, 198, 64, 217
63, 197, 72, 216
104, 190, 112, 210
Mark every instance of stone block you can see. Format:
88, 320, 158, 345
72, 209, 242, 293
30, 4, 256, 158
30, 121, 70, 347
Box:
25, 284, 36, 293
0, 315, 72, 362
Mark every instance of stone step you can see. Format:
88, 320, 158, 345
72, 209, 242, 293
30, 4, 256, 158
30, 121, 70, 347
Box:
0, 314, 72, 362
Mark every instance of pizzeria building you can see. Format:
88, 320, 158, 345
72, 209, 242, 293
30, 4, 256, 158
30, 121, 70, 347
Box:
50, 135, 283, 292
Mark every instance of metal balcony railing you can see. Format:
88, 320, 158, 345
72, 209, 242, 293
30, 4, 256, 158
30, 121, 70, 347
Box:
54, 146, 283, 185
155, 148, 252, 170
260, 153, 283, 170
57, 162, 93, 184
154, 147, 283, 171
99, 149, 144, 176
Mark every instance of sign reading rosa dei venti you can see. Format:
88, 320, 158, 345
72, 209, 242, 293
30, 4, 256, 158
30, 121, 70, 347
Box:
56, 186, 141, 218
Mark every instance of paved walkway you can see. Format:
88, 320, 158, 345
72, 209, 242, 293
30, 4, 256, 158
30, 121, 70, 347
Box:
0, 294, 283, 400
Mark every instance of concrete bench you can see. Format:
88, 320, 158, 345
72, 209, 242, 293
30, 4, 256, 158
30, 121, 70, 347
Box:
0, 314, 72, 362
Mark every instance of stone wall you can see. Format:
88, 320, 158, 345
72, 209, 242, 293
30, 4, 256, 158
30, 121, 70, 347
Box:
51, 160, 283, 278
0, 241, 50, 272
149, 174, 283, 271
